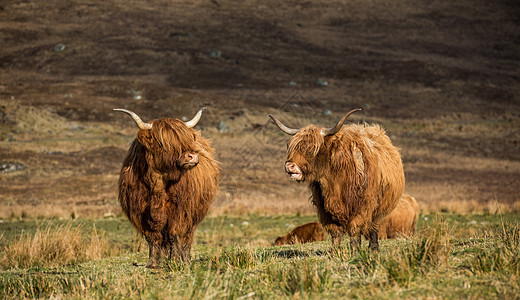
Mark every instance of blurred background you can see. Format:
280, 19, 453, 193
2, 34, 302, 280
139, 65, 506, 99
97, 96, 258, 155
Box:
0, 0, 519, 218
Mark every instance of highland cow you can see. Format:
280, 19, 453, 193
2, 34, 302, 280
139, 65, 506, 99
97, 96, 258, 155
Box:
114, 107, 219, 268
375, 193, 418, 239
270, 109, 405, 251
274, 221, 325, 246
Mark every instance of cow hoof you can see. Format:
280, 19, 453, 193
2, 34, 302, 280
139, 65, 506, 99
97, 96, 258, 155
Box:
145, 262, 161, 269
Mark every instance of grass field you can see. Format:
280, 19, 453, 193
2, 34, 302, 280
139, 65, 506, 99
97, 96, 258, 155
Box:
1, 213, 519, 299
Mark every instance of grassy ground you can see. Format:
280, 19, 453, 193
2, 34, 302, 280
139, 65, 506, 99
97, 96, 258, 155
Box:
1, 213, 519, 299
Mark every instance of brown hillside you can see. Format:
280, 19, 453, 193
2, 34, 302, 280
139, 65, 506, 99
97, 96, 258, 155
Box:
0, 0, 519, 218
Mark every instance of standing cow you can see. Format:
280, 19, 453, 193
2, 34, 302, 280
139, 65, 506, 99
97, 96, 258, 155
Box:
114, 107, 219, 268
270, 109, 405, 251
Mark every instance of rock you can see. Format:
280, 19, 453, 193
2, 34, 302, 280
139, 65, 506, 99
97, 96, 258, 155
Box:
322, 109, 332, 116
0, 162, 26, 173
54, 43, 66, 52
218, 121, 231, 133
289, 81, 297, 86
316, 79, 328, 86
68, 124, 84, 131
103, 212, 116, 218
130, 90, 141, 100
208, 50, 221, 58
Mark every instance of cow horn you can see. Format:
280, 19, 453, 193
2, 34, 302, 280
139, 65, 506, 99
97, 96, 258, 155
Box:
184, 107, 206, 128
269, 115, 300, 135
113, 109, 153, 130
321, 108, 362, 136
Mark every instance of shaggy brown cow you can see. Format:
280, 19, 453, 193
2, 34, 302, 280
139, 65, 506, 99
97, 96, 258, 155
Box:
114, 107, 219, 268
365, 193, 419, 239
270, 109, 405, 251
273, 221, 325, 246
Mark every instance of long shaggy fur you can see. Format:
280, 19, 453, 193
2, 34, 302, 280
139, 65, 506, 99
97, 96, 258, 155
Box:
118, 118, 219, 267
376, 193, 419, 239
286, 123, 405, 250
273, 221, 325, 246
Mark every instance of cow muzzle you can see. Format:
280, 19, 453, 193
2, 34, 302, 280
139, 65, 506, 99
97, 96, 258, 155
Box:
180, 152, 199, 169
285, 161, 303, 181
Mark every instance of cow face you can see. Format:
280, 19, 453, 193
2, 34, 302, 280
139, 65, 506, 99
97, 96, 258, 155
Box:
273, 236, 287, 246
114, 108, 207, 181
285, 126, 324, 182
137, 118, 201, 175
269, 108, 361, 183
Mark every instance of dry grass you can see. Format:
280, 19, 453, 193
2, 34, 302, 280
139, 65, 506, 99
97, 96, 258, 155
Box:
0, 223, 117, 270
1, 213, 519, 298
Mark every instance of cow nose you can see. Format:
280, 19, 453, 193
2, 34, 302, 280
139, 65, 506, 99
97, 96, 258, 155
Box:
285, 162, 296, 173
185, 153, 199, 164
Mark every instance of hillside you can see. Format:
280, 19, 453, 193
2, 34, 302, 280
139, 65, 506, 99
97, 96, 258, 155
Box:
0, 0, 519, 218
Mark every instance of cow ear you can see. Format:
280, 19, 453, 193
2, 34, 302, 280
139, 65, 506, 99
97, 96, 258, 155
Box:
136, 130, 155, 150
328, 139, 349, 170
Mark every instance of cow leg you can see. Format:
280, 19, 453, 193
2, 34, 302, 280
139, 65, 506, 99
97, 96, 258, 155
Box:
347, 213, 370, 254
368, 228, 380, 251
180, 232, 194, 264
167, 234, 193, 264
323, 223, 343, 249
180, 243, 192, 264
146, 239, 161, 269
167, 235, 182, 261
350, 234, 362, 254
331, 232, 343, 248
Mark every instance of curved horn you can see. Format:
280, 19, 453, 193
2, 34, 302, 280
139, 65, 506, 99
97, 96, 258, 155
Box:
184, 107, 206, 128
321, 108, 362, 136
113, 108, 153, 130
268, 115, 300, 135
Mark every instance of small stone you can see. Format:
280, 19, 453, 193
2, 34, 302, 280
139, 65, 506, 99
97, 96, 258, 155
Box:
316, 79, 328, 86
103, 212, 116, 218
289, 81, 297, 86
209, 50, 221, 58
218, 121, 231, 133
0, 162, 26, 173
322, 109, 332, 116
130, 90, 141, 100
54, 43, 66, 52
